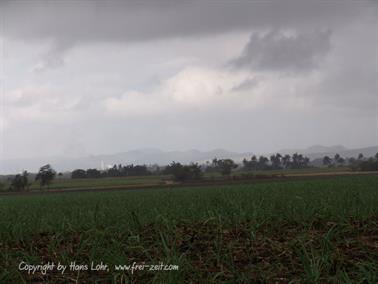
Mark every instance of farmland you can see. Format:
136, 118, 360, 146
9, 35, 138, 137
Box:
0, 175, 377, 283
0, 166, 362, 193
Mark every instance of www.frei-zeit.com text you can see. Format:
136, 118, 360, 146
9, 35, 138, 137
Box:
18, 261, 179, 275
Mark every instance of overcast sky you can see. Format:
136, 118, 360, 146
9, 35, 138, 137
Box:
0, 0, 377, 159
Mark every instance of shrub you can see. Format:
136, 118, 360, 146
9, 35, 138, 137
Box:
164, 162, 203, 182
71, 169, 87, 179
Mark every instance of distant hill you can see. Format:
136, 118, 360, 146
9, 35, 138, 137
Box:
278, 145, 378, 160
278, 145, 348, 155
0, 145, 377, 174
278, 145, 378, 167
0, 148, 252, 174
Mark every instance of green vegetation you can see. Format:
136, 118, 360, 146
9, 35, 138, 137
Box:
2, 151, 377, 194
0, 175, 377, 283
243, 153, 310, 171
212, 158, 238, 176
1, 175, 167, 191
163, 162, 202, 181
356, 159, 378, 171
35, 164, 56, 189
0, 167, 358, 192
8, 171, 30, 192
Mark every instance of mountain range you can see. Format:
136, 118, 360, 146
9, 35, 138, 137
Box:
0, 145, 377, 174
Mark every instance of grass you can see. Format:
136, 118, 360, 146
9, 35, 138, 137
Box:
0, 175, 168, 192
28, 175, 167, 190
0, 175, 377, 283
205, 166, 352, 178
0, 166, 358, 193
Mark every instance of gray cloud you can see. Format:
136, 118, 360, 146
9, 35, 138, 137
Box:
231, 30, 331, 73
0, 1, 371, 48
0, 0, 376, 162
0, 0, 371, 74
231, 77, 260, 92
31, 39, 73, 72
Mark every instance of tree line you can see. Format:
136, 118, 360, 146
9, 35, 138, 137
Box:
242, 153, 310, 171
71, 164, 150, 179
3, 152, 378, 192
7, 164, 56, 192
322, 152, 378, 171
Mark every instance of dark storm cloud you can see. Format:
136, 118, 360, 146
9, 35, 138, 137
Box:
0, 0, 370, 45
0, 0, 372, 73
231, 30, 332, 72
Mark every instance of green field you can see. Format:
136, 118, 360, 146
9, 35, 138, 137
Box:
28, 175, 167, 190
0, 167, 355, 193
0, 175, 377, 283
0, 175, 167, 192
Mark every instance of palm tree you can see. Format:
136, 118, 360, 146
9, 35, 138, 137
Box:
292, 153, 303, 169
303, 157, 310, 167
334, 154, 340, 165
323, 156, 332, 167
270, 154, 281, 169
282, 154, 291, 169
338, 157, 345, 166
251, 155, 258, 170
275, 153, 282, 168
258, 155, 268, 170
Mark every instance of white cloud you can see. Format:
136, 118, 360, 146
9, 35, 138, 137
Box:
3, 86, 81, 122
164, 67, 246, 105
0, 115, 8, 132
103, 64, 318, 118
103, 66, 253, 116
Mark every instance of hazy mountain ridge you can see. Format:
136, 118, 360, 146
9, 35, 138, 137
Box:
299, 145, 378, 160
0, 145, 377, 174
0, 149, 249, 174
278, 145, 349, 155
